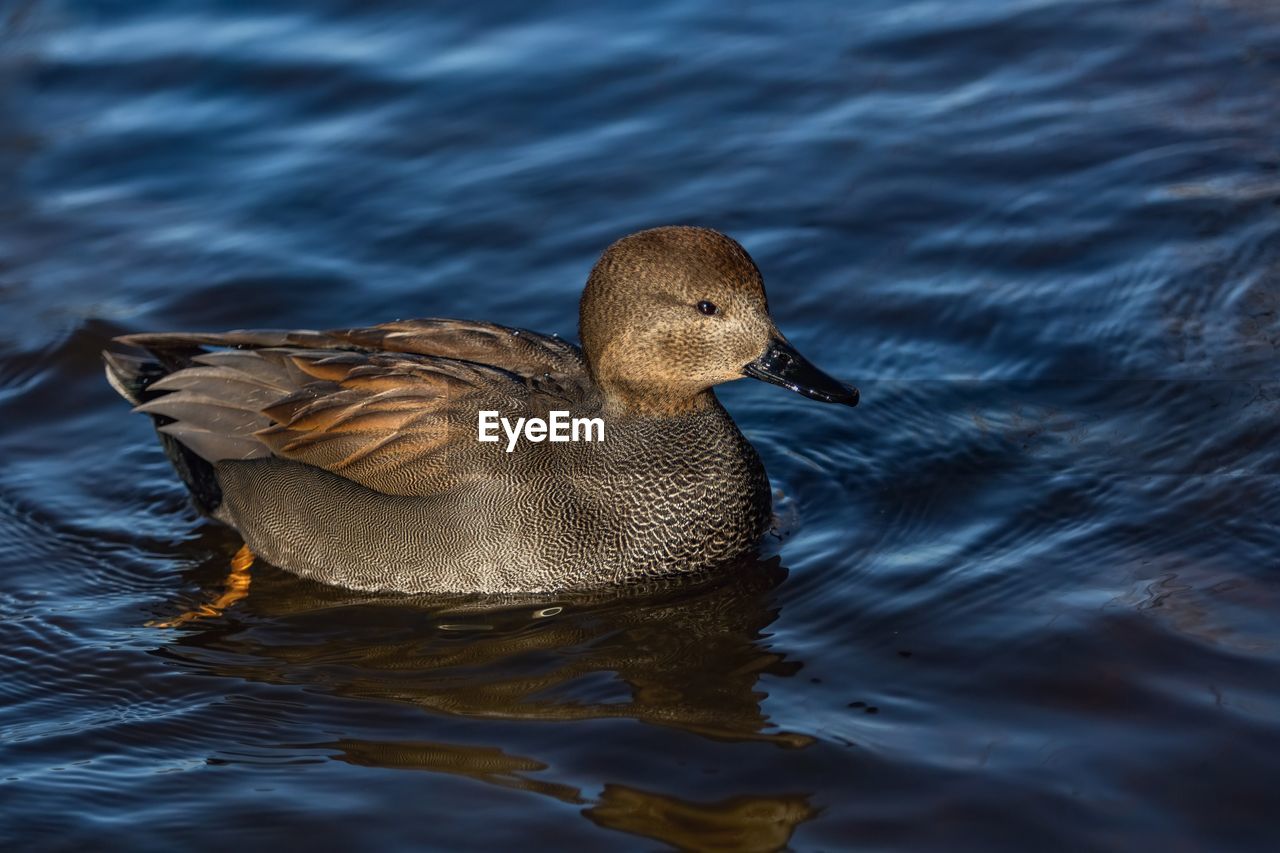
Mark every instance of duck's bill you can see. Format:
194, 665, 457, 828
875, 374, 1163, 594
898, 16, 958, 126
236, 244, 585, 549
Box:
743, 338, 859, 407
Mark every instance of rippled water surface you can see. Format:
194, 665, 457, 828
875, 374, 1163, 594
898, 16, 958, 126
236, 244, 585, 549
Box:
3, 0, 1280, 849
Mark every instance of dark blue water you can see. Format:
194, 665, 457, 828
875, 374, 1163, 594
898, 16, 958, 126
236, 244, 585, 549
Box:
3, 0, 1280, 849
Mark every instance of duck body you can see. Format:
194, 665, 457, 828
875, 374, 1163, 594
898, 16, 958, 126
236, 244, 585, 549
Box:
210, 396, 768, 593
105, 227, 856, 594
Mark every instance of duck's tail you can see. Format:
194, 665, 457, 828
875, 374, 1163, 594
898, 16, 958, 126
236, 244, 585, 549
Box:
102, 349, 164, 406
102, 346, 224, 516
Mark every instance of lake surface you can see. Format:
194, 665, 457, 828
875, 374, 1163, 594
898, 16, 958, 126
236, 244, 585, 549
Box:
2, 0, 1279, 849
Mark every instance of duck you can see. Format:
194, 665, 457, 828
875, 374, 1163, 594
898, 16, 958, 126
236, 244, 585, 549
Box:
104, 226, 857, 594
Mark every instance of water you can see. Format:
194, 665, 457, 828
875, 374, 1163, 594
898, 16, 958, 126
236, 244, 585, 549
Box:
2, 0, 1279, 849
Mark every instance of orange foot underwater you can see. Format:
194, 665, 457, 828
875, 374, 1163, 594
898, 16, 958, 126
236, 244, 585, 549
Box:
149, 543, 254, 628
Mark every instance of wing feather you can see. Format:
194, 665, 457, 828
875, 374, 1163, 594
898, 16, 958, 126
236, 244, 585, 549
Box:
111, 318, 594, 497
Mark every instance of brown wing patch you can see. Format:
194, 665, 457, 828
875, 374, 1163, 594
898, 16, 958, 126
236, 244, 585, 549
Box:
251, 350, 527, 496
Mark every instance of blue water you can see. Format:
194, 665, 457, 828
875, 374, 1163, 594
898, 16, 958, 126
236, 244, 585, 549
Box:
2, 0, 1280, 849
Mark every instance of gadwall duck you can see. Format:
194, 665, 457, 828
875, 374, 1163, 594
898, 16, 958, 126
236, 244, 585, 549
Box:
104, 226, 857, 594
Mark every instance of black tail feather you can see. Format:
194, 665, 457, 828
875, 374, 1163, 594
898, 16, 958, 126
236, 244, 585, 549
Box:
103, 347, 224, 516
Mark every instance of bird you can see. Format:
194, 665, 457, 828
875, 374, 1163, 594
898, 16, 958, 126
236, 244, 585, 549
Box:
104, 226, 857, 596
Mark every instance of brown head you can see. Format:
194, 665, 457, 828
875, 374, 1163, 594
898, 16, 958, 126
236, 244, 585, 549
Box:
579, 226, 858, 416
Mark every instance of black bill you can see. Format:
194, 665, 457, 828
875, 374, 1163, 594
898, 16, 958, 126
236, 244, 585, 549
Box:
743, 338, 859, 407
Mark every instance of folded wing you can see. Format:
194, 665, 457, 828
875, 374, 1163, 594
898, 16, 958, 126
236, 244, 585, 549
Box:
114, 319, 592, 496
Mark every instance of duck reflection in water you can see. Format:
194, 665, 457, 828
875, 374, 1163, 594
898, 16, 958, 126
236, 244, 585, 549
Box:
156, 547, 817, 850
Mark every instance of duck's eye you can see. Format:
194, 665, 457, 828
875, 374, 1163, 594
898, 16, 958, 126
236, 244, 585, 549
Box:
696, 300, 718, 316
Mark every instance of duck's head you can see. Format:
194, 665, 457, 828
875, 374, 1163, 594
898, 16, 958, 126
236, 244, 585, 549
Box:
580, 226, 859, 416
